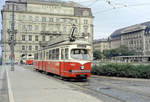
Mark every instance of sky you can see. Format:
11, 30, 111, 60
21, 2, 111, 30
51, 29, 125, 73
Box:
1, 0, 150, 40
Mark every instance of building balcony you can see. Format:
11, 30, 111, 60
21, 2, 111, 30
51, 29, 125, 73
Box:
40, 31, 62, 35
39, 41, 48, 47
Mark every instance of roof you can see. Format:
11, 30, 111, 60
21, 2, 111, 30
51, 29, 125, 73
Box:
93, 38, 109, 44
6, 0, 85, 8
111, 21, 150, 38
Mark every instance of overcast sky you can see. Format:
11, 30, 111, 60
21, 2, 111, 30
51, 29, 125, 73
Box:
1, 0, 150, 40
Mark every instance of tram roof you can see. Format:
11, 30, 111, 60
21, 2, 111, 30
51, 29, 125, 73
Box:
37, 37, 90, 51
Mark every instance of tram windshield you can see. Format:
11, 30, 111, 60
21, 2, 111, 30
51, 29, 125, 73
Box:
71, 49, 90, 60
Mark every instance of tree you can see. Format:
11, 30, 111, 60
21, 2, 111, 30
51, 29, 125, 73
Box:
103, 45, 135, 59
93, 50, 102, 60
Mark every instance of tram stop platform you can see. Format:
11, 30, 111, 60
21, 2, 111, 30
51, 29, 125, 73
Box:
5, 65, 102, 102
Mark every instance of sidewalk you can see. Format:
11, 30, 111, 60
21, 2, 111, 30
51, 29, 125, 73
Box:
5, 65, 102, 102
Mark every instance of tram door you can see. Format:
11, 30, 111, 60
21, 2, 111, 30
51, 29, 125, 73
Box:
61, 49, 65, 76
42, 51, 46, 71
60, 48, 69, 77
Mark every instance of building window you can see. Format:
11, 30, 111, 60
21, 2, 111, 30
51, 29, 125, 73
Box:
35, 35, 38, 41
75, 28, 78, 33
22, 46, 25, 50
35, 16, 39, 21
56, 18, 60, 22
29, 16, 32, 21
42, 25, 46, 31
29, 35, 32, 41
29, 25, 32, 31
75, 19, 78, 24
29, 46, 32, 50
84, 20, 88, 24
49, 18, 53, 22
35, 46, 38, 50
63, 19, 67, 23
42, 35, 45, 41
22, 25, 26, 31
22, 15, 26, 20
35, 25, 39, 31
49, 36, 53, 41
42, 17, 46, 22
22, 35, 25, 41
63, 27, 66, 33
56, 24, 60, 31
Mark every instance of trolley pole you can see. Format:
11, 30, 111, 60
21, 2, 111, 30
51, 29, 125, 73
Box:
8, 3, 17, 71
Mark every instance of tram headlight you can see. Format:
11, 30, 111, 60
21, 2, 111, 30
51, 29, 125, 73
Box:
80, 65, 84, 70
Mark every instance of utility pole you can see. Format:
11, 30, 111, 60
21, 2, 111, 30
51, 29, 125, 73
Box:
8, 3, 17, 71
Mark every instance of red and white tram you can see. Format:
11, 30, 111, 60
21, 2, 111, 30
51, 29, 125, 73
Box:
34, 39, 91, 79
26, 54, 34, 65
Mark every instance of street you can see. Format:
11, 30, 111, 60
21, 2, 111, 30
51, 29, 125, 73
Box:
1, 65, 150, 102
0, 66, 9, 102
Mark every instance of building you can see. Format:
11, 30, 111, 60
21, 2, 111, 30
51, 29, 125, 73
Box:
110, 21, 150, 56
1, 0, 94, 63
93, 38, 110, 52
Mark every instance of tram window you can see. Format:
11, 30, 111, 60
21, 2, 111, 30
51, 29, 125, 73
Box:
34, 53, 37, 60
43, 51, 45, 60
65, 48, 68, 59
52, 49, 56, 60
37, 53, 38, 60
40, 52, 42, 59
71, 49, 90, 60
34, 53, 36, 60
56, 48, 59, 60
46, 52, 49, 60
61, 49, 64, 60
49, 50, 52, 60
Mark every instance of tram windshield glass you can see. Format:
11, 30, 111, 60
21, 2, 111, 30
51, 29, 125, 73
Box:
71, 49, 90, 60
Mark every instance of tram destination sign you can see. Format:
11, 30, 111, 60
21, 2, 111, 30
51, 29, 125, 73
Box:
77, 44, 86, 48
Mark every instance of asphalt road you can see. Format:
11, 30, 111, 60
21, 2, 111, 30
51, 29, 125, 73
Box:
0, 66, 9, 102
2, 65, 150, 102
24, 65, 150, 102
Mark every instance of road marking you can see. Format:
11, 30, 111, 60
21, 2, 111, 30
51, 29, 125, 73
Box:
6, 67, 15, 102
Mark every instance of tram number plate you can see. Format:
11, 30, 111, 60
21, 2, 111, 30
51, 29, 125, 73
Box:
72, 70, 90, 73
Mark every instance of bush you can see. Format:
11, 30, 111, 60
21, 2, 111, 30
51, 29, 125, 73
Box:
91, 63, 150, 79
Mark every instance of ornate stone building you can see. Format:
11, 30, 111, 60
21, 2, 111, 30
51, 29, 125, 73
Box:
93, 38, 110, 52
1, 0, 94, 63
110, 21, 150, 56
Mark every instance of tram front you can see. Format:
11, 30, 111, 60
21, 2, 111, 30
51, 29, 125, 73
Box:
62, 44, 91, 79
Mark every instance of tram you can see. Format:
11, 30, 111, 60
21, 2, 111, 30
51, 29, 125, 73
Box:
21, 54, 34, 65
26, 54, 34, 65
34, 38, 91, 79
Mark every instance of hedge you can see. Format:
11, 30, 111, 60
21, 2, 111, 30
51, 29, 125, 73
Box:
91, 63, 150, 79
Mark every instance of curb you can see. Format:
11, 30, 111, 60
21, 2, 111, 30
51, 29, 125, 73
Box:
6, 67, 15, 102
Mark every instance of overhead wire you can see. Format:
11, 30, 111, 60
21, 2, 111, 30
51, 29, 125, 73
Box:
93, 2, 150, 14
87, 0, 101, 7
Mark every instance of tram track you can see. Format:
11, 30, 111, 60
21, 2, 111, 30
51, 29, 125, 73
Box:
23, 66, 126, 102
23, 65, 150, 102
92, 78, 150, 98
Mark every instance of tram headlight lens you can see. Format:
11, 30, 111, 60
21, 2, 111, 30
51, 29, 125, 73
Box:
80, 66, 84, 70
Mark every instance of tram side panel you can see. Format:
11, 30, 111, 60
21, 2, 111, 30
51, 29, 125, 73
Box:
42, 61, 47, 72
46, 61, 60, 75
60, 61, 91, 78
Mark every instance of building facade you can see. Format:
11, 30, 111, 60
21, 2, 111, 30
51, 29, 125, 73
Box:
93, 39, 110, 52
1, 0, 94, 63
110, 21, 150, 56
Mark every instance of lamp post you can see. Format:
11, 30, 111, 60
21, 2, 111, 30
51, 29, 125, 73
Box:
8, 3, 17, 71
